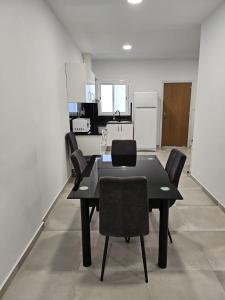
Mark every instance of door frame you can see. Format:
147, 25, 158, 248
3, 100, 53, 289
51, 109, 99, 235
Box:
159, 80, 194, 148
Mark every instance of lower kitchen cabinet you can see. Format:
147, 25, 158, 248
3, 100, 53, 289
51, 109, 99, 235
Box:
76, 135, 102, 155
120, 124, 134, 140
106, 124, 120, 147
106, 123, 133, 146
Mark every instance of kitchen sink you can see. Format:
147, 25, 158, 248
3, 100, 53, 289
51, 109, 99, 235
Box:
107, 120, 119, 124
107, 120, 132, 124
120, 121, 132, 124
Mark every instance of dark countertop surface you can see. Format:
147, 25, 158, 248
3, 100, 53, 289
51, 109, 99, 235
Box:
107, 121, 133, 124
70, 115, 133, 136
74, 124, 105, 136
74, 131, 102, 136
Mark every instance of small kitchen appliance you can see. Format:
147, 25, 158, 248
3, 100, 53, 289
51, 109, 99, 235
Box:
72, 118, 91, 133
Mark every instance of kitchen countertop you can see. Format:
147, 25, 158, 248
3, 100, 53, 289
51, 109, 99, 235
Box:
72, 119, 133, 136
74, 121, 134, 136
74, 125, 105, 136
107, 120, 133, 124
74, 131, 102, 136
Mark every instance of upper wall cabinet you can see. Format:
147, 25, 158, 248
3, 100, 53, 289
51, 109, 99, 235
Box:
65, 63, 96, 103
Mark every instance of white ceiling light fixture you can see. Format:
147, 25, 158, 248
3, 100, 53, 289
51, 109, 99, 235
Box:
123, 44, 132, 50
127, 0, 143, 5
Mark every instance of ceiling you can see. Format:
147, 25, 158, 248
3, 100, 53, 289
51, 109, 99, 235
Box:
46, 0, 224, 60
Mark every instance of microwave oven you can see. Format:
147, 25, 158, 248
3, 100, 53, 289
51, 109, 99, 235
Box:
72, 118, 91, 133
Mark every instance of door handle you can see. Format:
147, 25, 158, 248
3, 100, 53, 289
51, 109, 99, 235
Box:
163, 112, 166, 120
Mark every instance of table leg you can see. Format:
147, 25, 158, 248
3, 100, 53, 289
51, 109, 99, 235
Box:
80, 199, 92, 267
158, 201, 169, 268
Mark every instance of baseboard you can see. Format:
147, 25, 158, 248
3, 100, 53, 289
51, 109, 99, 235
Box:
0, 223, 44, 299
190, 174, 225, 213
137, 149, 156, 152
0, 176, 71, 299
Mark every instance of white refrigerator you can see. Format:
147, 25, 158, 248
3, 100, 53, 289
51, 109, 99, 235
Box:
134, 92, 158, 150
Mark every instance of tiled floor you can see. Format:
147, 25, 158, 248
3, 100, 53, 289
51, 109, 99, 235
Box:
2, 148, 225, 300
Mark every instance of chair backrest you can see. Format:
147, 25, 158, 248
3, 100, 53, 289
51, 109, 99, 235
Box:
165, 149, 187, 187
71, 149, 87, 182
111, 140, 137, 166
111, 140, 137, 156
66, 132, 78, 153
99, 177, 149, 237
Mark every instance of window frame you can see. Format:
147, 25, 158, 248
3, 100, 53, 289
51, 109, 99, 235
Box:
98, 82, 129, 116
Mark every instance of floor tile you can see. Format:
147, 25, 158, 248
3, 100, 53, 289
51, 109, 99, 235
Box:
176, 206, 225, 231
190, 232, 225, 270
179, 175, 200, 189
147, 270, 225, 300
145, 231, 212, 271
215, 271, 225, 292
2, 270, 77, 300
177, 188, 216, 206
74, 270, 151, 300
45, 202, 82, 231
149, 206, 192, 232
45, 198, 99, 232
22, 231, 82, 272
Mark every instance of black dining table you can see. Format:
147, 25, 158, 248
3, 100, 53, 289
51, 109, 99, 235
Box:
68, 154, 183, 269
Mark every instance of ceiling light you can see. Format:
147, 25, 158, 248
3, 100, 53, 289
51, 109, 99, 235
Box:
127, 0, 143, 4
123, 44, 132, 50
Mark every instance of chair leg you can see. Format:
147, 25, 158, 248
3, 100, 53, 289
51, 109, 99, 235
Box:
140, 236, 148, 283
89, 206, 95, 222
168, 229, 173, 244
100, 236, 109, 281
125, 237, 130, 243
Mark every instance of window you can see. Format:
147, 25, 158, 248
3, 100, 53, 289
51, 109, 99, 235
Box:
99, 84, 129, 115
68, 102, 78, 116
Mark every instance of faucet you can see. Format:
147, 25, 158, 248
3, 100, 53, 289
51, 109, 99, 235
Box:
113, 110, 121, 121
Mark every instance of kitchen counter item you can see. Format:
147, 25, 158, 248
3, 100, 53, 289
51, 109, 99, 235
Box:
72, 118, 91, 133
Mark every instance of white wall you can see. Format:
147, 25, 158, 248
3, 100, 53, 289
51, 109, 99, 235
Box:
191, 3, 225, 207
0, 0, 82, 287
93, 59, 198, 145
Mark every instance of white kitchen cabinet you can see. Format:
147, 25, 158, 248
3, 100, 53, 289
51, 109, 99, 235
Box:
76, 135, 101, 155
120, 124, 134, 140
106, 124, 120, 146
86, 67, 95, 83
106, 123, 133, 146
65, 63, 96, 103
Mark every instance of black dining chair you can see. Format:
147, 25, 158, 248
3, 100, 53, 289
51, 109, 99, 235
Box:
165, 149, 187, 243
111, 140, 137, 167
99, 176, 149, 283
71, 149, 87, 183
71, 149, 96, 222
66, 132, 78, 153
66, 131, 92, 177
66, 132, 79, 177
111, 139, 137, 241
111, 139, 137, 156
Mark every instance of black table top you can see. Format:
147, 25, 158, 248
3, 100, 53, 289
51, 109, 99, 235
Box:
68, 155, 183, 202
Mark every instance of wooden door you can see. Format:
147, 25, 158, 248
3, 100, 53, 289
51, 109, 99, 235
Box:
162, 82, 191, 146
